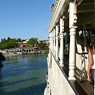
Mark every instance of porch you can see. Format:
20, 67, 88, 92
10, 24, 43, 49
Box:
46, 0, 95, 95
47, 50, 94, 95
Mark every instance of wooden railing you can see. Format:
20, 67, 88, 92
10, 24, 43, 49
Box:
47, 49, 79, 95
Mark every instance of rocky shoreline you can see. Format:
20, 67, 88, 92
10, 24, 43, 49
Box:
2, 50, 48, 58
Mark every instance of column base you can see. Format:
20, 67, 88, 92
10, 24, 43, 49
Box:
68, 77, 76, 81
60, 64, 64, 67
56, 58, 59, 62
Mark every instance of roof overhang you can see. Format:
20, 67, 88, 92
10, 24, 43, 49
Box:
48, 0, 95, 32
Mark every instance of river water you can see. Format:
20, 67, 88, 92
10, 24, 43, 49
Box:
0, 55, 47, 95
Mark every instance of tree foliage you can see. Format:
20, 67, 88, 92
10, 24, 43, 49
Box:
17, 38, 22, 42
38, 42, 48, 50
0, 37, 19, 50
0, 37, 49, 50
27, 38, 38, 47
27, 38, 48, 50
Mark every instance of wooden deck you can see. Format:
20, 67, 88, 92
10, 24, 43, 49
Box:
75, 79, 94, 95
62, 54, 94, 95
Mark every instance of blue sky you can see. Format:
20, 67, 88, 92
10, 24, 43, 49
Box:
0, 0, 55, 41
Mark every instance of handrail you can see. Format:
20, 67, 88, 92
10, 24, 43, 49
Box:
82, 51, 88, 54
49, 49, 80, 95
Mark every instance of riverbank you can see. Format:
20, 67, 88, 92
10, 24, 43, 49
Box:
2, 50, 48, 58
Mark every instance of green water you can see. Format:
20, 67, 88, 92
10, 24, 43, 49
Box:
0, 55, 47, 95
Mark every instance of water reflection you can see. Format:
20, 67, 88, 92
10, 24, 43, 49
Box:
0, 55, 47, 95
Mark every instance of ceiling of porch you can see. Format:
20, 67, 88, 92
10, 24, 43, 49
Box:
64, 0, 95, 31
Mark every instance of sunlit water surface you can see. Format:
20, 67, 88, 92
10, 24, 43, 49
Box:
0, 55, 47, 95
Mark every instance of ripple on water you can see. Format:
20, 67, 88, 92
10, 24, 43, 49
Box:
0, 55, 47, 95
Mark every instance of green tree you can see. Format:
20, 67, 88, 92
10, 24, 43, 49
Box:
7, 37, 11, 41
38, 42, 48, 50
17, 38, 22, 42
1, 38, 6, 43
27, 38, 38, 47
1, 39, 4, 42
0, 37, 19, 50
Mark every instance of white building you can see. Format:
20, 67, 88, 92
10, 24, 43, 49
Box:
38, 40, 49, 45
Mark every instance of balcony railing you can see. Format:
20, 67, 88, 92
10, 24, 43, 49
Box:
47, 49, 79, 95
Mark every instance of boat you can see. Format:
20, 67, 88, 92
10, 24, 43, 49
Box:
44, 0, 95, 95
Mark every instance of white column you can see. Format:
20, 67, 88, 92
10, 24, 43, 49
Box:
52, 31, 54, 52
60, 17, 65, 67
56, 25, 59, 60
68, 1, 77, 81
51, 31, 54, 52
53, 28, 56, 56
48, 32, 52, 68
49, 32, 52, 50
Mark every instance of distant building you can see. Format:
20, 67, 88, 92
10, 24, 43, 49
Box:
18, 40, 29, 48
38, 40, 49, 45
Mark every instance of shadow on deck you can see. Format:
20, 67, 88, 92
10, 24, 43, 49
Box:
62, 54, 94, 95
